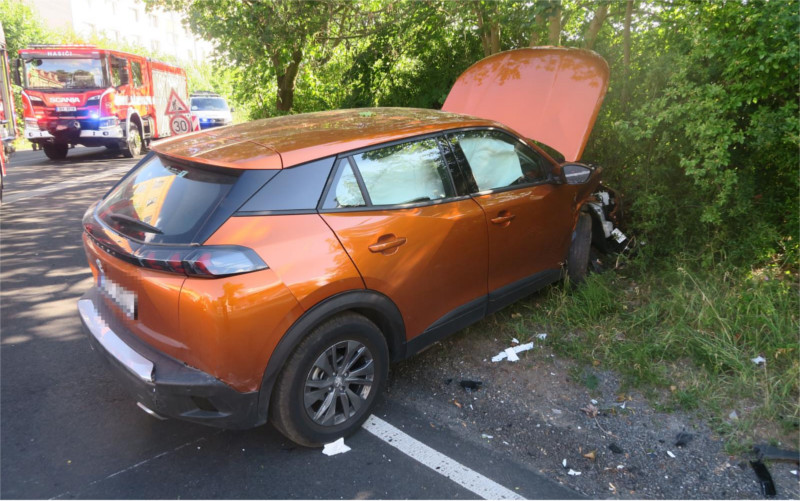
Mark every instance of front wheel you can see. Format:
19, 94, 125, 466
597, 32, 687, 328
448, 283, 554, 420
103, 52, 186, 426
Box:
122, 122, 143, 158
43, 144, 68, 160
270, 313, 389, 447
567, 212, 592, 284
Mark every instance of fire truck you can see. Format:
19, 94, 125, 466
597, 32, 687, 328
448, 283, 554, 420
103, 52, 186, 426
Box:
14, 44, 192, 160
0, 22, 17, 197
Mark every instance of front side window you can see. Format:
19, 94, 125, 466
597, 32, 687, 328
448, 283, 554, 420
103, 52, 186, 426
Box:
450, 130, 548, 192
24, 57, 106, 89
131, 61, 143, 87
352, 138, 454, 206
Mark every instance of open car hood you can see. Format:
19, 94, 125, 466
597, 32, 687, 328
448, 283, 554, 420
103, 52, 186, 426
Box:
442, 47, 609, 162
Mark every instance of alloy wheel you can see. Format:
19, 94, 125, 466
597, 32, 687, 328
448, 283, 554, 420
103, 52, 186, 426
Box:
303, 340, 374, 426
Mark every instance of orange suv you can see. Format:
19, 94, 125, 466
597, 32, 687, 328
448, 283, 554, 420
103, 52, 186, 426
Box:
78, 48, 622, 446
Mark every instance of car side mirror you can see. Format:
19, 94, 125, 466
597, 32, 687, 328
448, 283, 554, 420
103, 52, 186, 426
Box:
561, 163, 593, 185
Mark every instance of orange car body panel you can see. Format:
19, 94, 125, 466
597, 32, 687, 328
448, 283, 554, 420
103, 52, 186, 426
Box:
205, 214, 365, 311
473, 184, 577, 291
321, 199, 489, 339
178, 270, 305, 392
443, 47, 609, 162
151, 108, 498, 169
83, 233, 188, 361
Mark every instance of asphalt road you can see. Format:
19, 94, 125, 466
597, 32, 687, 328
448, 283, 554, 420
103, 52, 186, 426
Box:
0, 146, 579, 500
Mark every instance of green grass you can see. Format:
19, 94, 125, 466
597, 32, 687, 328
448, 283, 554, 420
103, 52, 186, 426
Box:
525, 256, 799, 448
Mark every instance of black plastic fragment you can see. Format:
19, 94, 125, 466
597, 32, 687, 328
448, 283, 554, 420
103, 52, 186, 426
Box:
609, 443, 624, 454
750, 460, 777, 497
754, 444, 800, 463
675, 432, 694, 447
460, 380, 483, 391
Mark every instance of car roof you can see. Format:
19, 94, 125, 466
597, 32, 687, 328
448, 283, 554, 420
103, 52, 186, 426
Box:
151, 107, 502, 170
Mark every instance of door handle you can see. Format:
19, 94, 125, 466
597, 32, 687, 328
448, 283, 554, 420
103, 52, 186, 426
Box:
369, 236, 407, 254
490, 213, 516, 225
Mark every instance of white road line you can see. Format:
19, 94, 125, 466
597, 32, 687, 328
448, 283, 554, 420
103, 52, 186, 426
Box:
3, 166, 130, 204
363, 415, 526, 500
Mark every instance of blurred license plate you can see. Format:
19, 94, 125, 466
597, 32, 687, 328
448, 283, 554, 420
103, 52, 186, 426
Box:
97, 268, 137, 319
56, 106, 77, 112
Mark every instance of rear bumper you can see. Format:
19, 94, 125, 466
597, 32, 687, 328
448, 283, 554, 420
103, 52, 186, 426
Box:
78, 288, 267, 429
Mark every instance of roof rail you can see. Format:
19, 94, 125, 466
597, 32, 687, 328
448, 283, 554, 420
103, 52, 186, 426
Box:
190, 91, 221, 97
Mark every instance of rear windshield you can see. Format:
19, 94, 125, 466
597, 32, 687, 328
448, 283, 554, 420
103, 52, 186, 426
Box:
97, 155, 239, 244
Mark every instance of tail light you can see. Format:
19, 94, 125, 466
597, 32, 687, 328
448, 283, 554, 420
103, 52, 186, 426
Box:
135, 245, 268, 278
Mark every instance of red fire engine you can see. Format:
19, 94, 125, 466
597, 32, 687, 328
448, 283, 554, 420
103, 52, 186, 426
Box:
14, 44, 192, 160
0, 22, 17, 196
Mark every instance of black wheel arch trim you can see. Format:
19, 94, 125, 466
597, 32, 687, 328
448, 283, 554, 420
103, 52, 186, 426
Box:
256, 289, 406, 423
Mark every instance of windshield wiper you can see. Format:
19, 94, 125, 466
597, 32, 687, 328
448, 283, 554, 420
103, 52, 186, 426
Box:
107, 213, 163, 234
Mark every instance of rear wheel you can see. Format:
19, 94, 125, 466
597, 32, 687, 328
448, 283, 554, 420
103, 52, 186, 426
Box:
122, 122, 143, 158
270, 313, 389, 447
43, 144, 68, 160
567, 212, 592, 284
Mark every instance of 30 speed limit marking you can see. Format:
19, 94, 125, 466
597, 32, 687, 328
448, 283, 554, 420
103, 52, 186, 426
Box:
170, 114, 191, 135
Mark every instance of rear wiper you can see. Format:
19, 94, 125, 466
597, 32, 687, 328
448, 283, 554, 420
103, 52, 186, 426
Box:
107, 213, 163, 234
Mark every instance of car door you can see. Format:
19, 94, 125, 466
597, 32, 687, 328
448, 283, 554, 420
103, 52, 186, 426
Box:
319, 136, 489, 344
447, 129, 574, 310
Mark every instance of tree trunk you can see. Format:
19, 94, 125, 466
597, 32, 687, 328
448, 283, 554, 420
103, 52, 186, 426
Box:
473, 1, 497, 57
547, 0, 562, 46
584, 3, 609, 50
531, 13, 547, 46
489, 21, 501, 54
273, 49, 303, 112
621, 0, 634, 110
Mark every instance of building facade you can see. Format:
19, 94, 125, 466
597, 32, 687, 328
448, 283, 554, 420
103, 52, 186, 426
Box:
24, 0, 212, 63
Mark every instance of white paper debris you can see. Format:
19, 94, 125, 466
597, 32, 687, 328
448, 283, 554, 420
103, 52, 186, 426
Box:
591, 399, 598, 405
791, 470, 798, 476
505, 347, 520, 362
481, 434, 493, 439
491, 342, 534, 362
536, 333, 548, 340
322, 438, 351, 456
667, 451, 676, 458
751, 356, 766, 365
562, 459, 567, 468
617, 465, 624, 470
729, 410, 739, 420
512, 337, 519, 344
503, 441, 510, 445
567, 469, 582, 476
611, 228, 627, 243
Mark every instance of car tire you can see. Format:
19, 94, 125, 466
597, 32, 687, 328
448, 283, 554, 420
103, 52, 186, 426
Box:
567, 212, 592, 284
122, 122, 143, 158
43, 144, 69, 160
270, 312, 389, 447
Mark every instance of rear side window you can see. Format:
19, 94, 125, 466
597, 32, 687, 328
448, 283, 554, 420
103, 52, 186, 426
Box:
97, 155, 239, 243
352, 138, 454, 206
450, 130, 547, 192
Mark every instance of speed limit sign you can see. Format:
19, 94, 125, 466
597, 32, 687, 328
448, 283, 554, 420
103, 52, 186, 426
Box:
170, 114, 191, 135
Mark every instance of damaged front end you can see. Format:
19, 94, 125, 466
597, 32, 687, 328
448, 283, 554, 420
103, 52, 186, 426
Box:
586, 183, 628, 254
